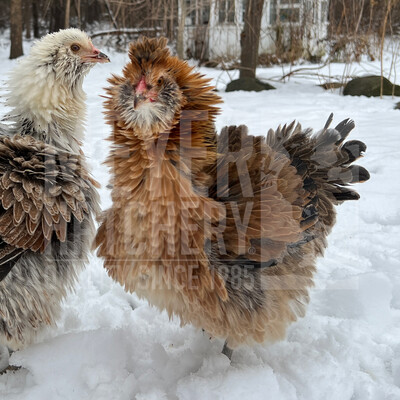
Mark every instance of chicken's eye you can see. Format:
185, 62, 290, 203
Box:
71, 44, 80, 52
157, 77, 164, 85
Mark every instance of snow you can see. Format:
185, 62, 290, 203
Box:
0, 39, 400, 400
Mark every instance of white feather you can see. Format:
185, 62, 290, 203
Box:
4, 29, 95, 152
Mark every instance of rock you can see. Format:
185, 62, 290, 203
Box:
226, 77, 275, 92
343, 75, 400, 97
395, 102, 400, 110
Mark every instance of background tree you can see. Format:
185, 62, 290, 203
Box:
177, 0, 186, 59
239, 0, 264, 79
65, 0, 71, 28
24, 1, 32, 39
32, 0, 40, 38
226, 0, 275, 92
50, 0, 66, 33
4, 0, 400, 67
10, 0, 23, 59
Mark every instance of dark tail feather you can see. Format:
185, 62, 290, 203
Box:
349, 165, 370, 183
323, 113, 334, 130
342, 140, 367, 163
316, 117, 369, 201
327, 165, 370, 185
334, 118, 355, 145
268, 115, 370, 233
332, 186, 360, 201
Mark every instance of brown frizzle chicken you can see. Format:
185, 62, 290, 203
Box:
95, 37, 369, 358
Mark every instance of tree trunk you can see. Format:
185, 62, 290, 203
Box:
177, 0, 186, 59
32, 0, 40, 38
65, 0, 71, 28
74, 0, 81, 29
10, 0, 23, 59
380, 0, 393, 98
240, 0, 264, 79
50, 0, 65, 33
24, 0, 32, 39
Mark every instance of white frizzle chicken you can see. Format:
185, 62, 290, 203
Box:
0, 29, 108, 371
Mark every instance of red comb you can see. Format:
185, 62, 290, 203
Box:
136, 76, 147, 94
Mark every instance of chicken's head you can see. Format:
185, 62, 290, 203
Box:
29, 28, 110, 82
105, 37, 221, 136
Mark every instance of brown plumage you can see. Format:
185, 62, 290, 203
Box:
95, 37, 369, 355
0, 135, 97, 281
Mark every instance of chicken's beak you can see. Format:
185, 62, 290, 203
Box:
82, 45, 110, 64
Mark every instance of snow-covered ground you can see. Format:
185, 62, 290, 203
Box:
0, 38, 399, 400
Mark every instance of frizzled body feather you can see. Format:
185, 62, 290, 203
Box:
95, 37, 369, 352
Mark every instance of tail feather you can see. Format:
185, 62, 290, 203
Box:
333, 118, 355, 144
341, 140, 367, 164
349, 165, 370, 183
332, 186, 360, 202
323, 113, 334, 130
267, 114, 369, 230
326, 165, 370, 185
